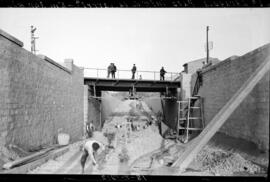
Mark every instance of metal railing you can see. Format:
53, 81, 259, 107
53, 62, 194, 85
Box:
83, 67, 180, 81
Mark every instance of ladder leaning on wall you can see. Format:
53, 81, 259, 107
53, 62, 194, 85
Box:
177, 95, 205, 143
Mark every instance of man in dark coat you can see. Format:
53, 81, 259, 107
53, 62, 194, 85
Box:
160, 66, 166, 81
111, 63, 117, 78
131, 64, 137, 79
107, 63, 113, 78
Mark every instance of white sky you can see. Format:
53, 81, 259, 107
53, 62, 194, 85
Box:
0, 8, 269, 73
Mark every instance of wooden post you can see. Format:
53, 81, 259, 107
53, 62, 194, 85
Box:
172, 56, 270, 171
200, 97, 205, 129
93, 85, 96, 97
185, 98, 191, 142
177, 101, 182, 141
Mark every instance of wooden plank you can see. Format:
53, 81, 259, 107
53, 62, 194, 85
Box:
186, 98, 191, 141
172, 56, 270, 171
178, 127, 203, 130
190, 107, 200, 109
189, 97, 200, 99
1, 140, 84, 174
177, 102, 180, 140
200, 97, 205, 128
1, 146, 70, 174
188, 117, 201, 120
2, 147, 56, 169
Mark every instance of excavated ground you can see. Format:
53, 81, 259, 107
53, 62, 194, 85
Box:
26, 99, 268, 176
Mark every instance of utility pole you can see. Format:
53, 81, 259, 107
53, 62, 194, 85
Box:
31, 25, 38, 54
206, 26, 209, 64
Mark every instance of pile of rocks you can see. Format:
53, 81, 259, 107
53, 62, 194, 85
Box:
195, 145, 265, 175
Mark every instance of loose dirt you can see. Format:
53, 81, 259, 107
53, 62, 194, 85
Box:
26, 99, 268, 176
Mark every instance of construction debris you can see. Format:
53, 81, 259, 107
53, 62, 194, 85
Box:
194, 145, 266, 176
25, 99, 268, 176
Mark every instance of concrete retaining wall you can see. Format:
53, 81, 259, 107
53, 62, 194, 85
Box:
180, 73, 192, 99
88, 98, 102, 131
0, 29, 84, 151
196, 43, 270, 151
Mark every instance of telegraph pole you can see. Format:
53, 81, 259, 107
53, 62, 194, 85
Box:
31, 25, 38, 54
206, 26, 209, 64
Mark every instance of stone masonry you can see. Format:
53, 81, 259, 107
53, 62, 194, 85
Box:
195, 43, 270, 151
0, 29, 84, 152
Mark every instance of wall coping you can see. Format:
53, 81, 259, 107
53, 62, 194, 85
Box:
0, 29, 24, 47
200, 58, 231, 75
201, 43, 270, 75
37, 55, 72, 74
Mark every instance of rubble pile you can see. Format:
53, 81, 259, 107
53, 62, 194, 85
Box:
195, 145, 265, 175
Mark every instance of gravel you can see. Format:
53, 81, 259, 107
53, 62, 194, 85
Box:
195, 145, 266, 176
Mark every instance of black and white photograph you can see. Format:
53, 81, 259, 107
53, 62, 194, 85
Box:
0, 5, 269, 179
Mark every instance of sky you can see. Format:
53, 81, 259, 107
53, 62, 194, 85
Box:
0, 8, 269, 74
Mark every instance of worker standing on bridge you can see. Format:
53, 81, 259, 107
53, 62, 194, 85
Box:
160, 66, 166, 81
107, 63, 113, 78
111, 63, 117, 78
131, 64, 137, 79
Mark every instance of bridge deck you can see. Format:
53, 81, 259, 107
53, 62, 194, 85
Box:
84, 77, 181, 92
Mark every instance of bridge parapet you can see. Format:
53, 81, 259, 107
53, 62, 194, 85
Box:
83, 67, 180, 81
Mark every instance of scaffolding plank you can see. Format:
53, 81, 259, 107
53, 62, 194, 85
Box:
190, 107, 200, 109
178, 127, 203, 130
189, 97, 200, 99
172, 56, 270, 171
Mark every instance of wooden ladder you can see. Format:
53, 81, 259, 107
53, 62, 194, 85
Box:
177, 96, 205, 143
172, 56, 270, 171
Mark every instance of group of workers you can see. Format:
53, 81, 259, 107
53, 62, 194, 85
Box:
107, 63, 117, 78
107, 63, 167, 81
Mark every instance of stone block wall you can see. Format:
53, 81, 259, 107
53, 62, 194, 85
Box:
196, 43, 270, 151
0, 29, 84, 151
